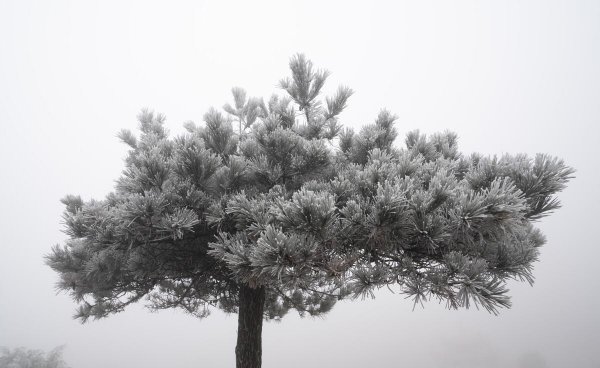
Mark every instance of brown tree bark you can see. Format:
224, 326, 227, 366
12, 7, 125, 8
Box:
235, 285, 265, 368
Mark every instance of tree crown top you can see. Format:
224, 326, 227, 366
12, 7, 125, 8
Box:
47, 55, 574, 322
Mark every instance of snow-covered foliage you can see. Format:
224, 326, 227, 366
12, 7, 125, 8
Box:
47, 54, 573, 323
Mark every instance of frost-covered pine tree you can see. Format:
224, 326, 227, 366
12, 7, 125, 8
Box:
47, 54, 573, 368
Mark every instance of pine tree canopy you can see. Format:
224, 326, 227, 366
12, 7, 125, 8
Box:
47, 54, 574, 323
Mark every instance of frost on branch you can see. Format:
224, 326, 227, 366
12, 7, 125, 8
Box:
47, 54, 573, 322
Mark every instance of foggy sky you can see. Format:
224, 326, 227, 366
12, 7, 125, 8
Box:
1, 1, 599, 367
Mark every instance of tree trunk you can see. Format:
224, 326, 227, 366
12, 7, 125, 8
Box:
236, 285, 265, 368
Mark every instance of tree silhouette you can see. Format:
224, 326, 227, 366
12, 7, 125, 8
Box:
0, 346, 69, 368
47, 54, 573, 368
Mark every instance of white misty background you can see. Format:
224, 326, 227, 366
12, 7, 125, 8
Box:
0, 1, 598, 367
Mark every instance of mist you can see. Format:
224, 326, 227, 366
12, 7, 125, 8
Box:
1, 1, 599, 367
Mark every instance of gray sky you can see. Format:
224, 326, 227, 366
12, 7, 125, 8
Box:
1, 1, 599, 367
